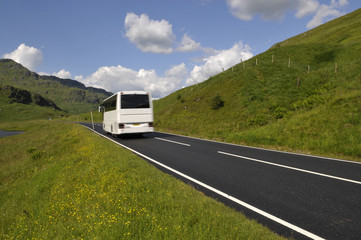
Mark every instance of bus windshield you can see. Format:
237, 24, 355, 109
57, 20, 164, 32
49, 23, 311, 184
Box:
121, 94, 150, 109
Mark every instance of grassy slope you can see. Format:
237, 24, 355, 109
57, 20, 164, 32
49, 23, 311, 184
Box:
154, 9, 361, 161
0, 120, 285, 239
0, 94, 64, 121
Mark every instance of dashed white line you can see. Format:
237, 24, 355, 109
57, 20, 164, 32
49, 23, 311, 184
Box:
84, 125, 324, 240
157, 131, 361, 165
218, 151, 361, 185
155, 137, 191, 147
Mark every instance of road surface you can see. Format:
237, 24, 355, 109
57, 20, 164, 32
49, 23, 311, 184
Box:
81, 123, 361, 240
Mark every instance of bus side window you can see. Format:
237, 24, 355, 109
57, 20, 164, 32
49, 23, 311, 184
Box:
104, 95, 117, 112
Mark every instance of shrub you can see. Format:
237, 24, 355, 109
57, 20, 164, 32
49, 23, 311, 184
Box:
211, 94, 224, 110
274, 107, 288, 119
247, 115, 268, 126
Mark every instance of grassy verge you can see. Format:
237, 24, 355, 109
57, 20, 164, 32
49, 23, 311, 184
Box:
154, 9, 361, 162
0, 97, 65, 122
63, 111, 103, 123
155, 97, 361, 163
0, 120, 286, 239
154, 43, 361, 162
229, 92, 361, 159
155, 89, 361, 162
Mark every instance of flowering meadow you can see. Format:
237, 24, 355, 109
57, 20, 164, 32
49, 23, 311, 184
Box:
0, 120, 286, 239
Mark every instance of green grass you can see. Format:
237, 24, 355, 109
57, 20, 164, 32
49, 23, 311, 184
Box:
154, 9, 361, 162
63, 110, 104, 123
276, 8, 361, 46
227, 92, 361, 157
0, 94, 65, 122
0, 120, 286, 239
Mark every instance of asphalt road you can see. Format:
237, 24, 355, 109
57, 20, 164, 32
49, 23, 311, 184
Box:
81, 123, 361, 240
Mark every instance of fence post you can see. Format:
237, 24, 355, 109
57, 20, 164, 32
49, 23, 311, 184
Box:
272, 54, 274, 64
90, 110, 94, 130
335, 63, 338, 73
288, 58, 291, 68
256, 58, 258, 65
308, 65, 310, 74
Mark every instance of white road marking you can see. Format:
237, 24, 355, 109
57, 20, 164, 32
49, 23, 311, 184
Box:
218, 151, 361, 185
155, 137, 191, 147
158, 131, 361, 165
84, 125, 324, 240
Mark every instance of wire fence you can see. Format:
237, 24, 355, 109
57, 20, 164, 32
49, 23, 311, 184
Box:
224, 54, 354, 76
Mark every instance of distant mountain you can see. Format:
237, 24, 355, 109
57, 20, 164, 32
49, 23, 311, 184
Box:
154, 8, 361, 160
0, 59, 112, 113
0, 85, 61, 110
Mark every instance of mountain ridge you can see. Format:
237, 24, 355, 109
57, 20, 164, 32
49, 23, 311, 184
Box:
0, 85, 61, 110
0, 59, 112, 113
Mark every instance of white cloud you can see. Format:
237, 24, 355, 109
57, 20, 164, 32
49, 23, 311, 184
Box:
78, 63, 188, 98
149, 63, 188, 98
124, 12, 175, 54
54, 69, 72, 79
186, 41, 253, 85
39, 69, 72, 79
74, 75, 84, 81
30, 40, 252, 98
176, 34, 202, 52
226, 0, 294, 20
295, 0, 319, 18
124, 13, 205, 54
3, 43, 43, 71
306, 0, 348, 28
226, 0, 349, 28
338, 0, 348, 6
77, 42, 254, 98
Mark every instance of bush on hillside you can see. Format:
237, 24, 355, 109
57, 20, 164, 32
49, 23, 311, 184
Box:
211, 94, 224, 110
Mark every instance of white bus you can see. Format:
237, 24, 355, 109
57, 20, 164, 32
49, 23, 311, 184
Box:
102, 91, 154, 135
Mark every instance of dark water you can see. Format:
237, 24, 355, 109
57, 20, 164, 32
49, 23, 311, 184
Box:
0, 130, 23, 138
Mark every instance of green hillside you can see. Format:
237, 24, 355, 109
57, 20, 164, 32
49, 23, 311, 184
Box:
0, 86, 64, 121
154, 9, 361, 161
0, 59, 112, 114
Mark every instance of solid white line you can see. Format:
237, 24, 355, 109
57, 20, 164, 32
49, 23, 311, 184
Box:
155, 137, 191, 147
84, 126, 324, 240
218, 151, 361, 185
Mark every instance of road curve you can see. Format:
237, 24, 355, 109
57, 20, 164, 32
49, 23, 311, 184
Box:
81, 123, 361, 240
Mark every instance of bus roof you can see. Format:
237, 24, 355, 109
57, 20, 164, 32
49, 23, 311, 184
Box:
102, 91, 150, 103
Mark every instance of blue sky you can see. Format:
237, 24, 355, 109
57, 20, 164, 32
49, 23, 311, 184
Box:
1, 0, 360, 98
